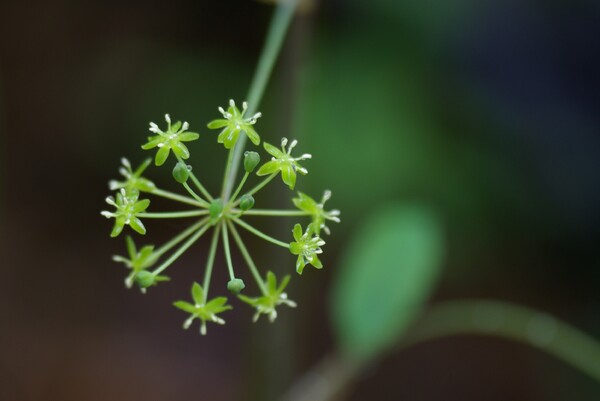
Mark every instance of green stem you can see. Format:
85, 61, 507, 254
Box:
233, 173, 277, 207
221, 221, 236, 280
153, 218, 210, 259
223, 0, 299, 199
221, 149, 235, 200
238, 209, 310, 217
151, 221, 211, 275
137, 210, 209, 219
202, 224, 222, 302
183, 182, 210, 207
402, 300, 600, 382
232, 217, 289, 248
229, 171, 250, 205
151, 188, 205, 208
190, 171, 214, 202
227, 220, 267, 294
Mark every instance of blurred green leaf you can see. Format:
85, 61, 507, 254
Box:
331, 203, 444, 361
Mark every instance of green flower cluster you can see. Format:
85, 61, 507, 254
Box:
101, 100, 340, 334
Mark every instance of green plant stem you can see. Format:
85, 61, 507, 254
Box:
151, 188, 205, 207
202, 224, 221, 302
137, 210, 209, 219
227, 220, 267, 294
223, 0, 299, 200
232, 217, 289, 248
221, 149, 235, 200
238, 209, 310, 217
221, 222, 236, 280
152, 221, 211, 275
402, 300, 600, 382
182, 182, 210, 207
232, 173, 277, 207
229, 171, 250, 205
154, 218, 210, 259
189, 172, 214, 202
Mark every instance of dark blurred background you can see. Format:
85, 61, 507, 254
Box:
1, 0, 599, 400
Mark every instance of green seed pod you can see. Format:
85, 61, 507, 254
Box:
209, 199, 224, 221
172, 162, 191, 184
227, 278, 246, 294
244, 151, 260, 173
135, 271, 155, 288
239, 194, 255, 211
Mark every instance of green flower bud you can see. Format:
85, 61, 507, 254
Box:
209, 199, 224, 222
135, 271, 156, 288
239, 194, 255, 211
244, 151, 260, 173
227, 278, 246, 294
172, 162, 191, 184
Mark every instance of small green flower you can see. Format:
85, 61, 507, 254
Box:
238, 272, 296, 322
142, 114, 200, 166
173, 282, 233, 335
101, 189, 150, 237
207, 99, 261, 149
112, 236, 160, 289
289, 223, 325, 274
293, 190, 341, 235
109, 158, 155, 194
256, 138, 311, 190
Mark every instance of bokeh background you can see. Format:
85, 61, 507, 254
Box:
1, 0, 599, 400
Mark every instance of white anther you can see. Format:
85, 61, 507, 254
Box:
157, 143, 164, 147
218, 106, 226, 115
121, 158, 131, 168
322, 190, 332, 202
200, 322, 207, 335
229, 99, 235, 107
164, 114, 171, 124
100, 211, 114, 218
149, 122, 160, 133
183, 316, 194, 330
252, 112, 262, 119
108, 180, 119, 190
105, 196, 116, 206
281, 137, 288, 147
182, 121, 189, 131
242, 101, 248, 111
289, 139, 298, 150
118, 167, 129, 177
298, 153, 312, 160
297, 167, 308, 174
124, 219, 130, 224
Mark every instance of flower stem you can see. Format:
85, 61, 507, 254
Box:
202, 224, 222, 302
221, 148, 235, 200
227, 220, 267, 294
154, 218, 210, 259
232, 217, 289, 248
232, 173, 277, 207
137, 210, 209, 219
189, 172, 214, 202
182, 182, 210, 207
229, 171, 250, 205
223, 0, 299, 199
151, 220, 211, 275
221, 221, 236, 280
238, 209, 310, 217
151, 188, 205, 208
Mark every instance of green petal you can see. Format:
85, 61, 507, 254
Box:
296, 255, 306, 275
136, 178, 156, 192
142, 136, 162, 150
171, 121, 182, 132
155, 146, 170, 166
266, 271, 277, 293
281, 164, 296, 190
256, 161, 279, 176
111, 221, 125, 237
217, 127, 232, 144
310, 254, 323, 269
173, 300, 197, 313
238, 294, 259, 307
222, 129, 240, 149
207, 119, 228, 129
293, 192, 317, 212
244, 126, 260, 146
178, 132, 200, 142
129, 217, 146, 235
263, 142, 283, 158
134, 199, 150, 213
192, 282, 204, 305
289, 242, 302, 255
126, 236, 137, 259
278, 275, 291, 293
172, 142, 190, 159
134, 158, 152, 176
292, 224, 303, 241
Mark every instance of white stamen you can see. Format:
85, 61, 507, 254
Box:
252, 112, 262, 119
235, 124, 241, 130
109, 180, 119, 190
119, 167, 128, 177
164, 114, 171, 124
297, 167, 308, 174
183, 316, 194, 330
105, 197, 116, 206
322, 190, 332, 202
298, 153, 312, 160
229, 99, 235, 107
242, 101, 248, 111
329, 209, 341, 216
281, 137, 288, 147
224, 112, 232, 119
157, 143, 164, 148
200, 322, 207, 335
100, 211, 114, 218
329, 216, 341, 223
182, 121, 189, 131
121, 158, 131, 168
218, 106, 226, 115
124, 219, 131, 224
120, 189, 127, 197
289, 139, 298, 150
149, 122, 160, 133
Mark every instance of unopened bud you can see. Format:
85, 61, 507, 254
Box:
172, 162, 191, 184
227, 278, 245, 294
244, 151, 260, 173
240, 194, 255, 211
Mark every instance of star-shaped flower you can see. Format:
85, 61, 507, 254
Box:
238, 272, 296, 322
142, 114, 200, 166
207, 99, 261, 149
289, 223, 326, 274
112, 236, 160, 289
173, 282, 233, 335
256, 138, 311, 190
293, 190, 341, 235
101, 189, 150, 237
109, 158, 155, 195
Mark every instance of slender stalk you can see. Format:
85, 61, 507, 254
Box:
221, 221, 236, 280
238, 209, 309, 217
229, 171, 250, 205
189, 171, 214, 202
221, 149, 235, 200
227, 220, 267, 294
152, 221, 211, 275
232, 217, 289, 248
137, 210, 209, 219
151, 188, 205, 207
223, 0, 299, 199
183, 182, 210, 207
153, 218, 210, 259
232, 173, 277, 207
202, 224, 221, 302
